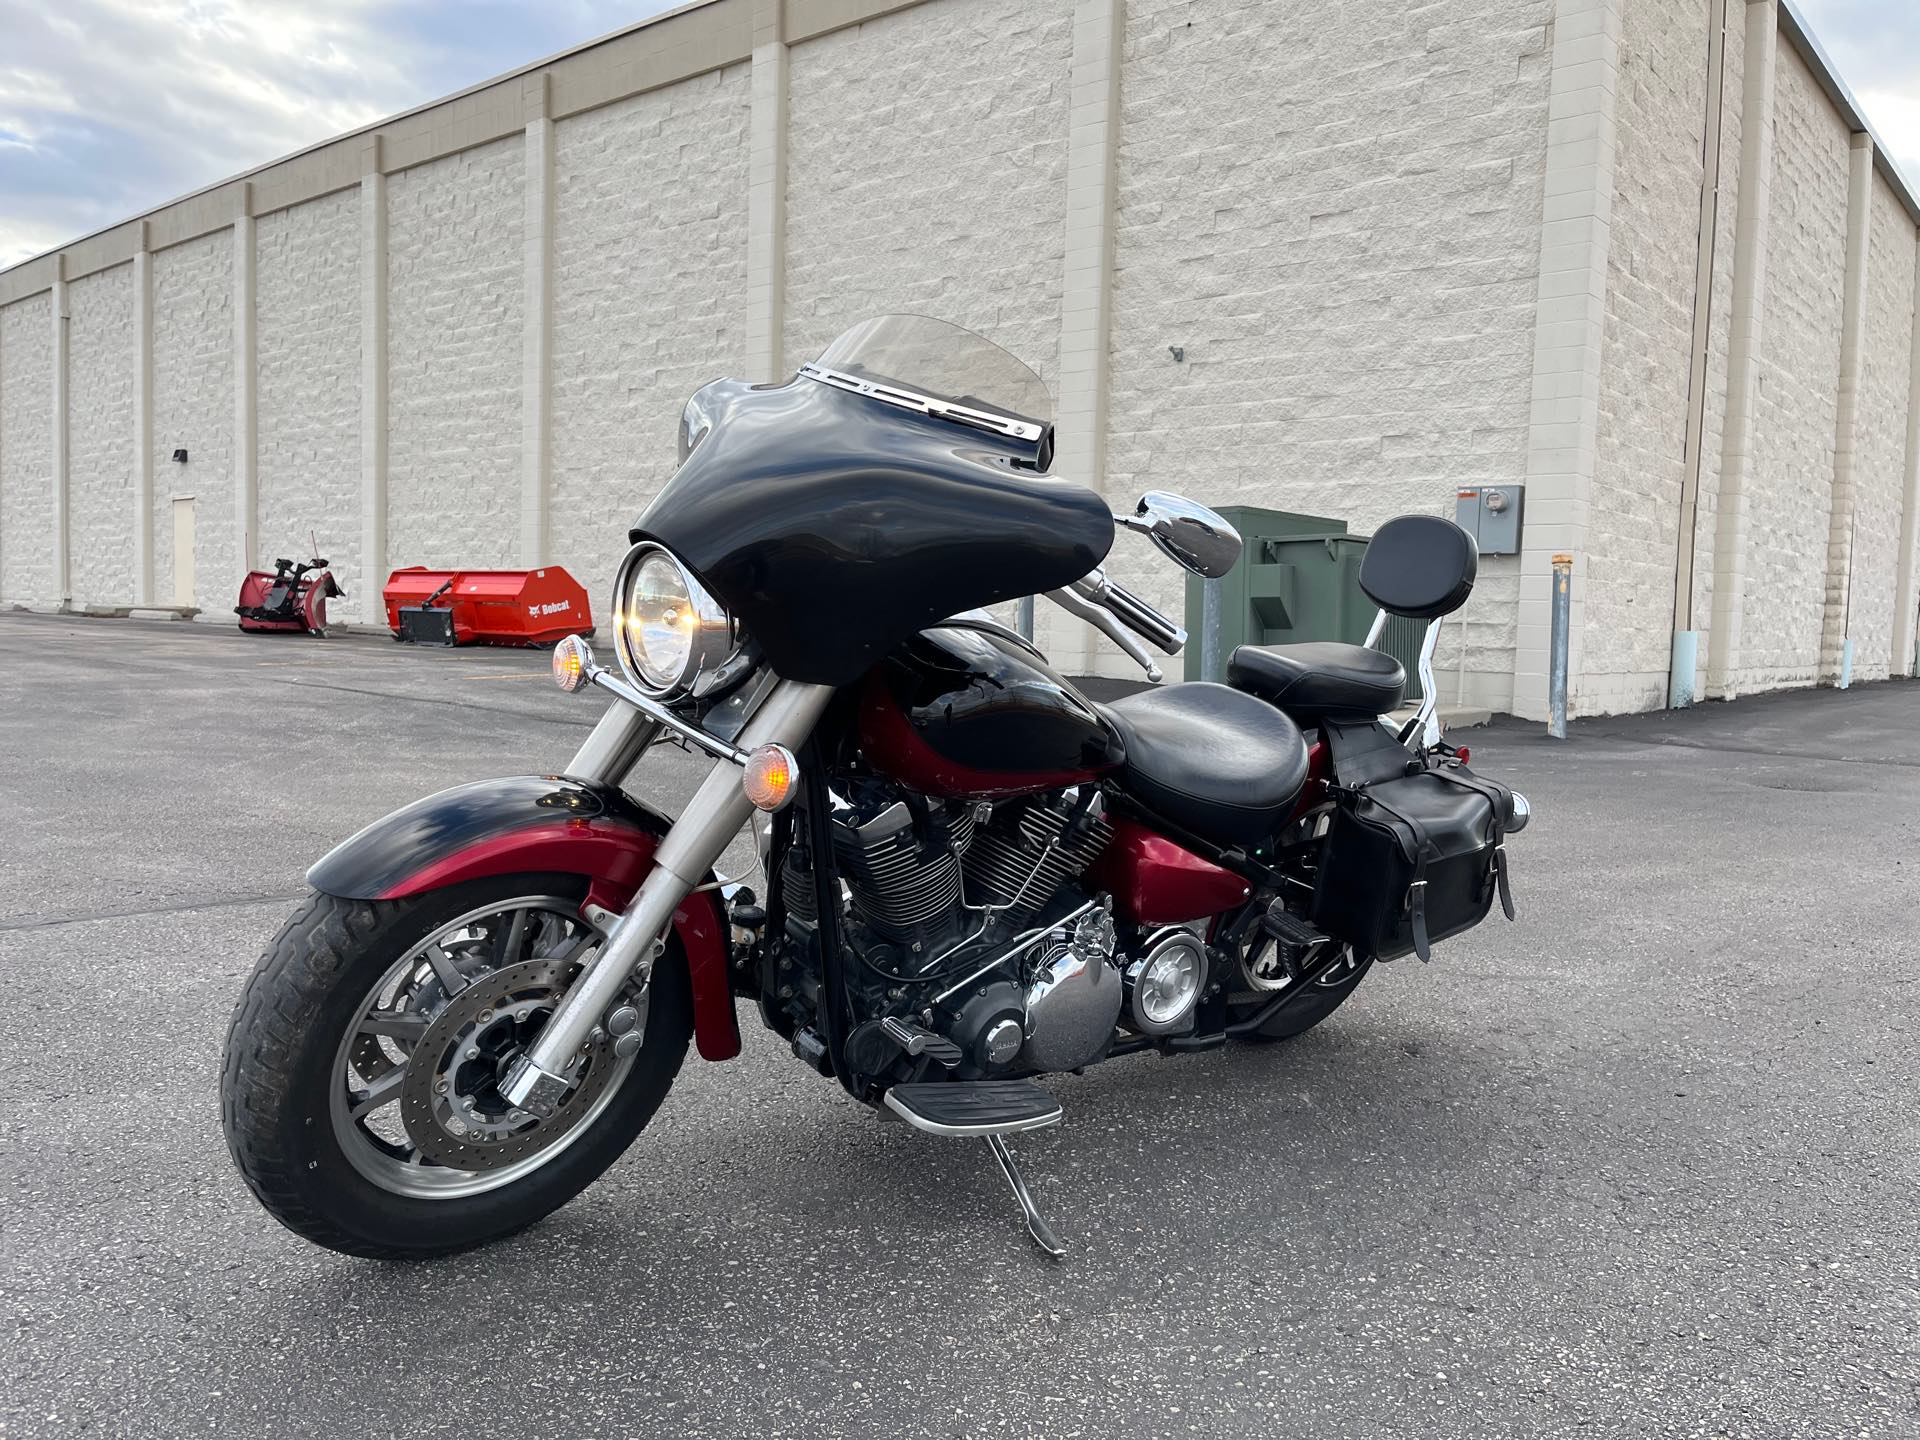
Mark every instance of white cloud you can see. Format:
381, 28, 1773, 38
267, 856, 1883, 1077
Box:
1792, 0, 1920, 180
0, 0, 673, 267
1854, 86, 1920, 182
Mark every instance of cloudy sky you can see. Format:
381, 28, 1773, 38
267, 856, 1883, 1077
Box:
0, 0, 679, 266
1, 0, 1916, 269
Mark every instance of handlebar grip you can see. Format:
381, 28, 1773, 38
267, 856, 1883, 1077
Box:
1099, 579, 1185, 654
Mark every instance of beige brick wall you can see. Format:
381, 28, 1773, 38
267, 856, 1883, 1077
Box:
1851, 175, 1918, 678
1105, 0, 1553, 699
1, 0, 1915, 712
151, 233, 235, 614
1739, 43, 1848, 693
257, 188, 362, 602
1, 294, 54, 605
66, 263, 136, 607
1584, 0, 1711, 711
782, 0, 1073, 387
386, 137, 524, 572
549, 63, 752, 627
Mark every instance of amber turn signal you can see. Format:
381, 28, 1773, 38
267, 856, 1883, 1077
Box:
551, 634, 593, 693
742, 743, 799, 812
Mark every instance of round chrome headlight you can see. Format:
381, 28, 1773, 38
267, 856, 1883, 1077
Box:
612, 542, 732, 698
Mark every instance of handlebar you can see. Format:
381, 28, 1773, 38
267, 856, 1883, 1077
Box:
1070, 571, 1184, 655
1044, 567, 1188, 683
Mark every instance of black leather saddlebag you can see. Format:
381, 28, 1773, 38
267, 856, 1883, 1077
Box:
1310, 749, 1515, 962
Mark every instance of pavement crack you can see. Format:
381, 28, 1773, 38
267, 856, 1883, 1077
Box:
260, 675, 598, 728
1584, 731, 1920, 771
0, 892, 304, 933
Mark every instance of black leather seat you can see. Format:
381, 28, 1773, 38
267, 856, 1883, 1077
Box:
1102, 683, 1310, 847
1227, 642, 1406, 720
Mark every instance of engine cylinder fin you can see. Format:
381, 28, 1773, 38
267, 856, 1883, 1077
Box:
962, 797, 1113, 928
833, 797, 972, 944
781, 846, 818, 925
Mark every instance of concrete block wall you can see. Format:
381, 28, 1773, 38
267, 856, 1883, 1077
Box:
0, 294, 53, 605
386, 136, 525, 574
1104, 0, 1553, 699
150, 232, 234, 615
1851, 175, 1918, 678
256, 188, 362, 604
550, 63, 753, 628
1584, 0, 1713, 711
66, 264, 136, 607
782, 0, 1073, 385
1738, 41, 1847, 693
1, 0, 1916, 714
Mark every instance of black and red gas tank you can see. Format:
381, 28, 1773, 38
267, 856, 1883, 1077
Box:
858, 623, 1124, 799
860, 622, 1312, 927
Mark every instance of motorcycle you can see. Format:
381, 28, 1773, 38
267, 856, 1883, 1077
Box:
222, 315, 1529, 1259
235, 549, 344, 637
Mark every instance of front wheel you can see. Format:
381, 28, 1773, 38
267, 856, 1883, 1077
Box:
221, 874, 691, 1258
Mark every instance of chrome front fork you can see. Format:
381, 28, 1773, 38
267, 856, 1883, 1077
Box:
502, 679, 832, 1111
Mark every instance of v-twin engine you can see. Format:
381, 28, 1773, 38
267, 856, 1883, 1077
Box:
784, 784, 1125, 1075
814, 785, 1113, 950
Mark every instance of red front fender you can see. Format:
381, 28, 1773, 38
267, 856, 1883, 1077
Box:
306, 775, 741, 1061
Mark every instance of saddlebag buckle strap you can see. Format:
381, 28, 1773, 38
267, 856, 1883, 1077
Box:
1492, 843, 1516, 921
1408, 877, 1431, 963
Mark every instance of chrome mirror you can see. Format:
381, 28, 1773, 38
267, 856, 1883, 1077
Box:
1117, 491, 1242, 579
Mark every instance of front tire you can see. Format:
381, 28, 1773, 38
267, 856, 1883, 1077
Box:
221, 875, 691, 1259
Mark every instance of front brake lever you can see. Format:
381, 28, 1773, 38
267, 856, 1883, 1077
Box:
1044, 588, 1164, 683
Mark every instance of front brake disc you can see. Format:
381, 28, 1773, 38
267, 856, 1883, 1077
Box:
399, 958, 621, 1171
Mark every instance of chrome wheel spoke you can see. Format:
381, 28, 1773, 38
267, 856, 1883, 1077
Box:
349, 1067, 407, 1120
550, 929, 596, 966
359, 1009, 429, 1042
330, 892, 641, 1201
493, 908, 530, 968
422, 942, 467, 994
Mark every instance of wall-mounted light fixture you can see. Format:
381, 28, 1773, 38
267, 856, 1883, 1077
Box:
171, 448, 188, 463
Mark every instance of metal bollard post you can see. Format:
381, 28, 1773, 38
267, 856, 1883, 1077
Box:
1200, 576, 1222, 682
1016, 595, 1034, 642
1548, 553, 1572, 740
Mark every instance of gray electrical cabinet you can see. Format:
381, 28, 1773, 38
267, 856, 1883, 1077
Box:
1454, 484, 1524, 555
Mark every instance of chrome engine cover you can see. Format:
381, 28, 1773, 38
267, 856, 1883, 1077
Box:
1018, 904, 1123, 1073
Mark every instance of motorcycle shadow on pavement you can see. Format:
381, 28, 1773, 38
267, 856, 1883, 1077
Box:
257, 994, 1480, 1342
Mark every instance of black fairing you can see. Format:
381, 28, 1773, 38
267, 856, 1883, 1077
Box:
882, 624, 1125, 777
307, 775, 669, 899
634, 377, 1114, 686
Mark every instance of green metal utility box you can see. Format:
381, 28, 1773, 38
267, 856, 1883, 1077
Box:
1184, 507, 1425, 701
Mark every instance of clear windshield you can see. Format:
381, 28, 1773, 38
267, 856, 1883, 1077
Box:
809, 315, 1054, 431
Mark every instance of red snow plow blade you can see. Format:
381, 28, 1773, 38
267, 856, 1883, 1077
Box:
382, 566, 594, 647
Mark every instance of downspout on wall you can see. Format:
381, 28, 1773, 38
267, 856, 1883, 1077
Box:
1668, 0, 1731, 709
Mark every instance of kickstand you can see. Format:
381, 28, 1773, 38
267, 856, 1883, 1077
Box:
984, 1134, 1065, 1258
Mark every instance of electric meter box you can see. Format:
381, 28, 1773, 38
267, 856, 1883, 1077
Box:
1455, 484, 1524, 555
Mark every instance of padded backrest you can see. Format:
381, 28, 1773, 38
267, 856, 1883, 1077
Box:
1358, 515, 1477, 619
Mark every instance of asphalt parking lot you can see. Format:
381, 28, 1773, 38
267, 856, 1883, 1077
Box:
2, 611, 1915, 1439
